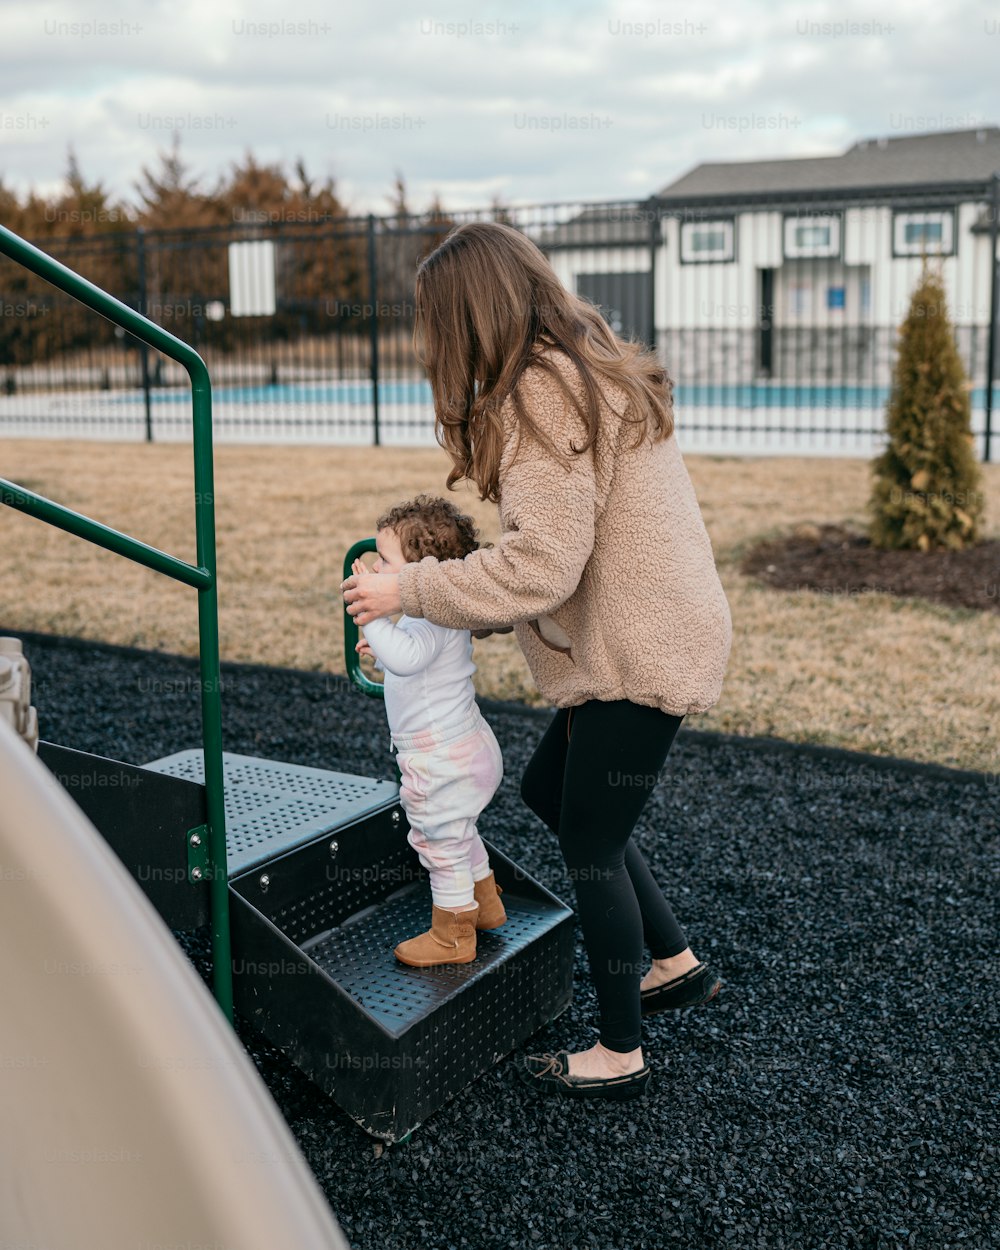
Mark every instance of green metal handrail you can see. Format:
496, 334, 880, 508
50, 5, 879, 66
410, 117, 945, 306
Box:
0, 223, 233, 1023
342, 538, 401, 787
342, 538, 386, 699
0, 480, 213, 589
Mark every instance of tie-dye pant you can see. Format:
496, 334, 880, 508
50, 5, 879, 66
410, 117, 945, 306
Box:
391, 709, 504, 909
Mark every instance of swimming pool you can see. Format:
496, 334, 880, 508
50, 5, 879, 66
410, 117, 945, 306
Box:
113, 378, 1000, 410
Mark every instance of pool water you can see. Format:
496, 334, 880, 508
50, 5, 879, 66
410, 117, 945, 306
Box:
116, 379, 1000, 410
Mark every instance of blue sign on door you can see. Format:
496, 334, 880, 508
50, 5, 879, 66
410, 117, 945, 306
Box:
827, 286, 846, 309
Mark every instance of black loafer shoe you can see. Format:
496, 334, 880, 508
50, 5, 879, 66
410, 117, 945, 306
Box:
640, 961, 722, 1017
517, 1050, 651, 1101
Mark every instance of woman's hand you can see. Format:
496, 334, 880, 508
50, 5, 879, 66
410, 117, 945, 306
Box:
341, 571, 402, 626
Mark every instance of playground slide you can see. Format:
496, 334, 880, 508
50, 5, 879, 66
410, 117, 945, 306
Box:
0, 715, 350, 1250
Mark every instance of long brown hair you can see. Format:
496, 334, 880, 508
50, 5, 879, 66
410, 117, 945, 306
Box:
413, 220, 674, 504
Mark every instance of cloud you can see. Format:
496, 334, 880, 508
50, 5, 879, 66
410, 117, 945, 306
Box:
0, 0, 995, 215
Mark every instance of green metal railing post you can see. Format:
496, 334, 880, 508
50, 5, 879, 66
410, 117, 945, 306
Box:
342, 538, 386, 699
190, 359, 232, 1024
135, 225, 154, 443
341, 538, 400, 786
0, 223, 233, 1023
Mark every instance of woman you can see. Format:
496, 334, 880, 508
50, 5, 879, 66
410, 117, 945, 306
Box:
341, 221, 733, 1101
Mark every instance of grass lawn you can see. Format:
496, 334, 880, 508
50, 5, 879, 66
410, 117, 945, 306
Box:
2, 438, 998, 774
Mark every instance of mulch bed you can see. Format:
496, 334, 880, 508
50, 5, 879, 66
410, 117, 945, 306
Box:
740, 523, 1000, 614
13, 628, 996, 1250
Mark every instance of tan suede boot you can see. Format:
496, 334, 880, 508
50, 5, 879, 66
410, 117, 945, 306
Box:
394, 903, 479, 967
473, 872, 507, 930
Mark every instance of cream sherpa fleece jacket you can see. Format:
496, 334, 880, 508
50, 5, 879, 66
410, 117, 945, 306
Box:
396, 348, 733, 717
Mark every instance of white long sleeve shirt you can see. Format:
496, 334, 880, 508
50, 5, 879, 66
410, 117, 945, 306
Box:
361, 614, 479, 743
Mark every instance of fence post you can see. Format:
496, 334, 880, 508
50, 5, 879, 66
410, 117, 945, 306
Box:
135, 227, 153, 443
647, 198, 660, 356
983, 171, 999, 464
367, 213, 381, 448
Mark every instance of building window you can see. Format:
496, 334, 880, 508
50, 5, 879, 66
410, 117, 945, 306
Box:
892, 209, 955, 257
680, 219, 735, 263
783, 214, 841, 259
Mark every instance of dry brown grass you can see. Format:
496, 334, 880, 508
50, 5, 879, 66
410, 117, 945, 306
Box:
2, 438, 998, 773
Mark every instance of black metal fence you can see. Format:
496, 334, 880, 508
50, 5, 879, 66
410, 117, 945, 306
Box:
1, 178, 997, 459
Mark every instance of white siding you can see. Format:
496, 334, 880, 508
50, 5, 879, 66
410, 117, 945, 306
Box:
546, 198, 996, 335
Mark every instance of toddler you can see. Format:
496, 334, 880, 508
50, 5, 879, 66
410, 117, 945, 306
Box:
352, 494, 507, 967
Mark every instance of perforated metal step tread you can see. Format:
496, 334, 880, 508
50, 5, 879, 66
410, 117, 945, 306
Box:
301, 883, 560, 1039
142, 749, 398, 877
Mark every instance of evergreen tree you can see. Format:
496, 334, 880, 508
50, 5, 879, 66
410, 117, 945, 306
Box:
418, 191, 455, 262
868, 260, 985, 551
295, 157, 347, 223
386, 170, 410, 227
132, 134, 228, 334
221, 151, 293, 226
0, 152, 130, 363
57, 148, 128, 233
489, 193, 515, 226
288, 159, 366, 330
133, 132, 224, 230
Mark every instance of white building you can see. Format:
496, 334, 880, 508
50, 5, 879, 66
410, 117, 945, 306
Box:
539, 126, 1000, 416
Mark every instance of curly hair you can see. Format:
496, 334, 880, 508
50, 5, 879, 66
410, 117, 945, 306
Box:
374, 493, 487, 563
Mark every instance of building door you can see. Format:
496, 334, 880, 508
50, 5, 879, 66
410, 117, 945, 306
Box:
758, 267, 774, 377
576, 271, 653, 349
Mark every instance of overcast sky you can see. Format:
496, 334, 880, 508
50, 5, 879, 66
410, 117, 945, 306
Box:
1, 0, 997, 216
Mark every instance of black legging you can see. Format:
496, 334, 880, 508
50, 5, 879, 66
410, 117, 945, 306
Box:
520, 698, 688, 1052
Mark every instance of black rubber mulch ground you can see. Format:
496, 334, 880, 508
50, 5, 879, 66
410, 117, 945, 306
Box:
740, 523, 1000, 615
13, 628, 998, 1250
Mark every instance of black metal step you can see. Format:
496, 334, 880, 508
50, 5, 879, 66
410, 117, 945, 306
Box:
38, 744, 401, 930
228, 813, 575, 1142
302, 883, 565, 1039
143, 749, 398, 877
38, 740, 210, 930
41, 740, 576, 1139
